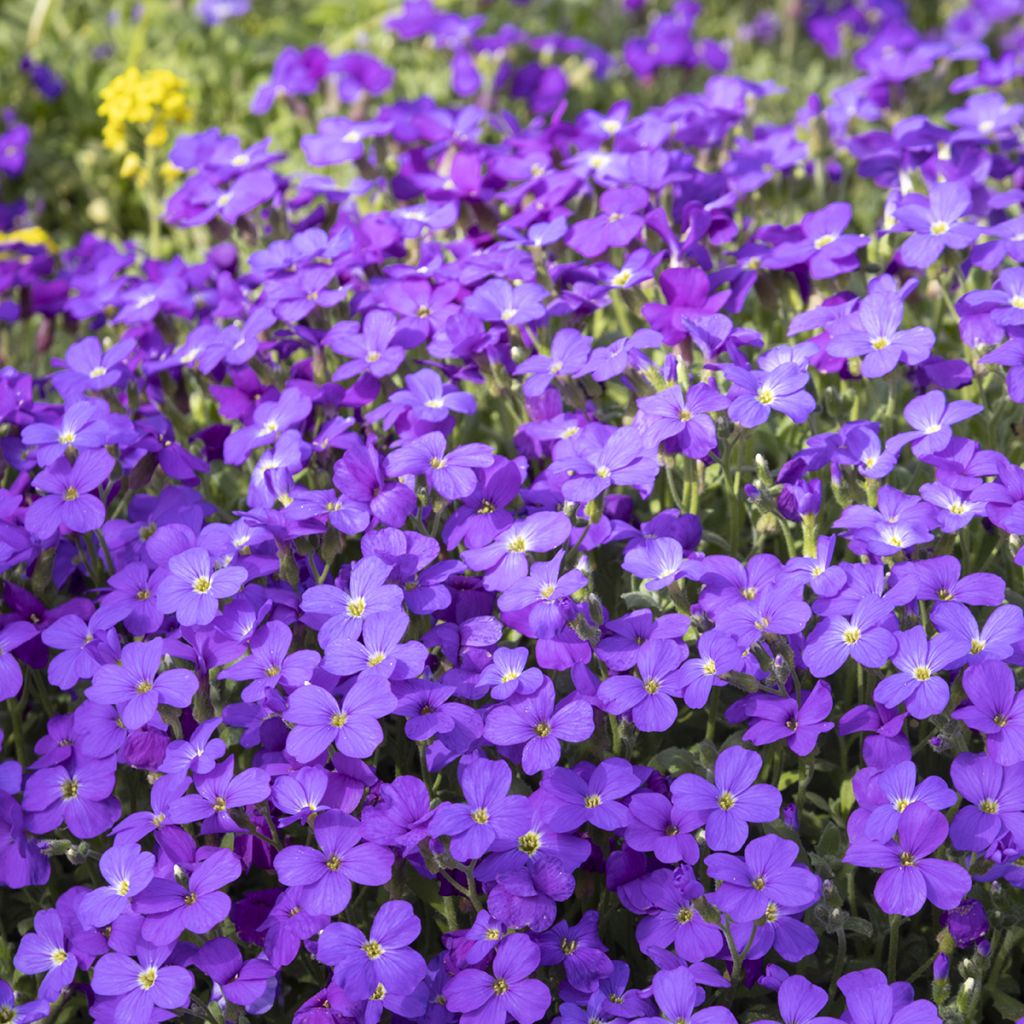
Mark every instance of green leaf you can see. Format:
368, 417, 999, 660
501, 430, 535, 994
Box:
648, 747, 702, 777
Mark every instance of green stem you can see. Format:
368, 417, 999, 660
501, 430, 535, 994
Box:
887, 915, 901, 980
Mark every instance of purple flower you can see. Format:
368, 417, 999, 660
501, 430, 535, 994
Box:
635, 965, 736, 1024
274, 809, 393, 915
948, 753, 1024, 852
385, 431, 495, 500
724, 363, 815, 427
444, 933, 552, 1024
540, 758, 642, 832
762, 202, 867, 279
316, 899, 427, 999
803, 596, 897, 678
87, 639, 198, 729
484, 682, 593, 774
677, 631, 744, 710
636, 869, 721, 961
755, 975, 841, 1024
515, 329, 593, 397
167, 754, 270, 831
707, 834, 821, 922
952, 661, 1024, 765
873, 626, 964, 719
155, 547, 247, 626
536, 910, 612, 993
742, 681, 835, 756
134, 848, 242, 942
895, 181, 978, 268
323, 611, 426, 682
432, 758, 530, 860
892, 392, 983, 458
844, 803, 972, 916
836, 968, 938, 1024
22, 755, 120, 838
600, 639, 688, 733
24, 451, 114, 540
465, 279, 548, 326
941, 899, 989, 948
92, 942, 194, 1022
552, 425, 660, 504
670, 746, 781, 851
828, 293, 935, 377
78, 842, 155, 927
624, 793, 700, 864
285, 680, 397, 762
635, 383, 729, 459
861, 761, 956, 841
14, 908, 77, 1001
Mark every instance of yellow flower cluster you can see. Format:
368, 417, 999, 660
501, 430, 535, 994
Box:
0, 226, 57, 252
98, 67, 191, 156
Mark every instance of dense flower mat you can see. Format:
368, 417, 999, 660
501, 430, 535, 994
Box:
2, 1, 1024, 1022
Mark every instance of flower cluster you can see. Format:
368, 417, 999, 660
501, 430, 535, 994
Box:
97, 66, 191, 181
2, 2, 1024, 1024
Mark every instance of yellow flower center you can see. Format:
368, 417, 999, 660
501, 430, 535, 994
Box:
137, 967, 158, 991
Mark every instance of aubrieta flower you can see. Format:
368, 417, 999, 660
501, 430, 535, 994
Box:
78, 841, 155, 926
873, 626, 964, 719
274, 809, 393, 915
952, 661, 1024, 764
707, 834, 820, 922
316, 899, 427, 1000
844, 803, 972, 915
948, 753, 1024, 852
285, 680, 397, 762
91, 941, 195, 1023
671, 746, 781, 851
432, 757, 531, 860
23, 450, 114, 540
635, 965, 737, 1024
87, 638, 198, 728
155, 546, 247, 625
14, 908, 78, 1000
723, 363, 815, 427
895, 181, 978, 268
444, 933, 552, 1024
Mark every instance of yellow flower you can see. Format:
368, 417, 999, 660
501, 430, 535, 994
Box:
0, 227, 58, 252
98, 67, 191, 154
